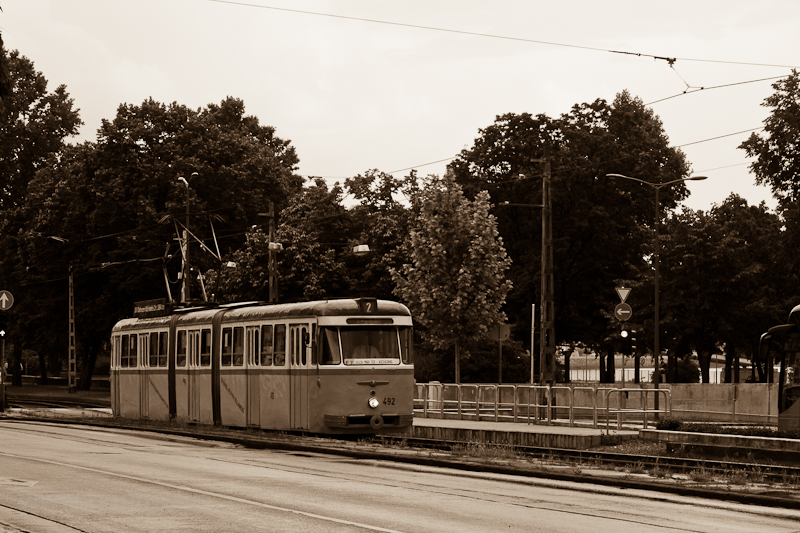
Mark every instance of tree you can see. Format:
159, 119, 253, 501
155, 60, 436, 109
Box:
344, 169, 416, 300
392, 172, 512, 383
740, 70, 800, 206
17, 97, 301, 387
449, 91, 690, 359
658, 195, 786, 382
0, 50, 82, 209
739, 70, 800, 324
210, 178, 352, 302
0, 49, 82, 385
0, 34, 12, 111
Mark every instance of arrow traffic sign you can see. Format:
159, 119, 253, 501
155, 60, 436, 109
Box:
614, 302, 632, 322
0, 290, 13, 311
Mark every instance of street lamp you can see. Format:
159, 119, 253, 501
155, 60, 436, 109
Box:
178, 172, 198, 303
605, 173, 707, 412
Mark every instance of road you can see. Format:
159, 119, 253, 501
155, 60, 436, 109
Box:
1, 420, 799, 532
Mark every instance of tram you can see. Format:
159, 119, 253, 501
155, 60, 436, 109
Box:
758, 304, 800, 431
110, 297, 415, 434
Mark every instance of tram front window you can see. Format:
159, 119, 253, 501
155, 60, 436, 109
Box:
341, 326, 400, 364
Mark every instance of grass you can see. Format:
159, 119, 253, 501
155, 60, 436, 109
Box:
687, 467, 715, 483
450, 441, 520, 462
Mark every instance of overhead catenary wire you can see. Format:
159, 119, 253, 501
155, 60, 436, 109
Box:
207, 0, 800, 70
205, 0, 787, 194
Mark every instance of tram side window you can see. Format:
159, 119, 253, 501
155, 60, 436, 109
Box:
261, 325, 273, 366
222, 328, 231, 366
113, 336, 121, 369
121, 335, 129, 368
200, 329, 212, 367
121, 334, 138, 368
311, 324, 317, 365
159, 332, 168, 366
176, 331, 187, 368
248, 328, 260, 366
233, 327, 244, 366
274, 324, 286, 366
149, 332, 168, 367
321, 327, 341, 365
149, 333, 158, 367
399, 327, 414, 364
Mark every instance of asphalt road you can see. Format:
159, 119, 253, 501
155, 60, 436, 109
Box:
1, 420, 799, 532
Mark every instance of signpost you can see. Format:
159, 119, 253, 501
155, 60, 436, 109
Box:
0, 290, 11, 412
613, 287, 632, 387
614, 287, 632, 321
0, 290, 14, 311
490, 324, 511, 384
614, 302, 632, 321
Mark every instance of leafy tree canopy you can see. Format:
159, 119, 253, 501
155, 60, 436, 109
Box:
15, 95, 301, 384
392, 172, 512, 382
740, 70, 800, 206
449, 91, 690, 349
0, 49, 82, 209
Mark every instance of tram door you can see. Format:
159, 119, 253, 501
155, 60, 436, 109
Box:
290, 324, 310, 430
187, 330, 200, 422
246, 326, 261, 427
779, 336, 800, 431
139, 333, 149, 419
111, 336, 121, 415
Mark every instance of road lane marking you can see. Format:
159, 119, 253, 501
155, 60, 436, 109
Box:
0, 451, 405, 532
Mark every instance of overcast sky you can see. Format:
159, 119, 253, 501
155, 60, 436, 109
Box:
4, 0, 799, 211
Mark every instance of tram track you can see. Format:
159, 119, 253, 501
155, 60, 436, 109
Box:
6, 398, 800, 490
373, 436, 800, 485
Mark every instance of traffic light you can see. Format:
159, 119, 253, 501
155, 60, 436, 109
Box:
0, 312, 7, 338
629, 328, 637, 354
620, 327, 632, 355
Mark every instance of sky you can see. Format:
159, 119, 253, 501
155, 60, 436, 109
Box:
3, 0, 799, 212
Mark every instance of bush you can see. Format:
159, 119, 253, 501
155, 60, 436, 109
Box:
655, 418, 683, 431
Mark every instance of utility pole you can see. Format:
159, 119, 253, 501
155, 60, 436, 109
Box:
268, 201, 278, 303
182, 182, 190, 303
68, 269, 76, 393
178, 172, 197, 304
539, 153, 556, 384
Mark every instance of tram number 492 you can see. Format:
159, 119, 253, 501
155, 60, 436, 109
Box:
383, 398, 395, 406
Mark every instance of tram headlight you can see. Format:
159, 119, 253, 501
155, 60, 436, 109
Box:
368, 397, 379, 409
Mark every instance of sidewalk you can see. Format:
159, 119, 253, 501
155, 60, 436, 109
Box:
3, 382, 111, 408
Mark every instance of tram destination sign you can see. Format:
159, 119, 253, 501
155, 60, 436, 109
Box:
133, 298, 174, 318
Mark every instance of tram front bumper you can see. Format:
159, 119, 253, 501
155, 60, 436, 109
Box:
324, 413, 413, 429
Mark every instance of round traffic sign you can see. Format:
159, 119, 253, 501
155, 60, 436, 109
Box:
0, 290, 14, 311
614, 302, 632, 321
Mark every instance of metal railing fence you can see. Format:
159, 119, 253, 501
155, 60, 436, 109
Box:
414, 382, 778, 429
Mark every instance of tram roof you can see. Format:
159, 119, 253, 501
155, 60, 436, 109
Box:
222, 299, 411, 320
112, 298, 410, 332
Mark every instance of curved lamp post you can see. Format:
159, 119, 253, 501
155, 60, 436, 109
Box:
178, 172, 199, 303
606, 173, 707, 411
